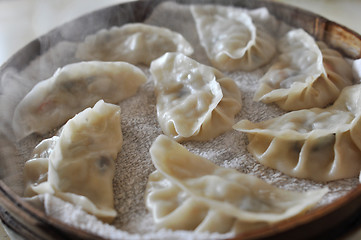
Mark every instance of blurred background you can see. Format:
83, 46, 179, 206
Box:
0, 0, 360, 239
0, 0, 361, 66
0, 0, 133, 65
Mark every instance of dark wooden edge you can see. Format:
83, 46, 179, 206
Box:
1, 0, 361, 239
244, 0, 361, 59
0, 181, 103, 240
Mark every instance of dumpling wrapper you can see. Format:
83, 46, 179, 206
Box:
254, 28, 353, 110
235, 84, 361, 182
191, 4, 276, 71
13, 61, 146, 140
150, 52, 242, 142
23, 100, 123, 222
76, 23, 194, 65
145, 135, 328, 234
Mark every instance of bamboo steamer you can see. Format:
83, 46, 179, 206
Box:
1, 1, 361, 239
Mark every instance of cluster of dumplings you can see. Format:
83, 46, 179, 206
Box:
18, 3, 358, 237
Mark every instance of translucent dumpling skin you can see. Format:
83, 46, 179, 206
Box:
150, 52, 242, 142
145, 135, 328, 234
235, 84, 361, 182
76, 23, 194, 66
24, 100, 123, 222
254, 29, 353, 110
13, 61, 146, 140
191, 5, 276, 71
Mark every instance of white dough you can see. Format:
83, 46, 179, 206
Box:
150, 52, 242, 142
76, 23, 194, 65
12, 61, 146, 140
145, 135, 328, 234
23, 100, 123, 222
191, 4, 276, 71
254, 29, 353, 110
235, 84, 361, 182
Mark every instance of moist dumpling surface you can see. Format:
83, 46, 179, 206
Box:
235, 84, 361, 182
150, 52, 242, 142
191, 4, 277, 71
145, 135, 328, 234
254, 29, 353, 110
23, 100, 123, 222
76, 23, 194, 65
12, 61, 146, 140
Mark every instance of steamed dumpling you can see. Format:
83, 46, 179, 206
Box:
76, 23, 194, 65
23, 136, 58, 197
23, 100, 123, 222
150, 52, 242, 142
254, 29, 353, 110
234, 84, 361, 182
145, 135, 328, 234
191, 4, 276, 71
13, 61, 146, 140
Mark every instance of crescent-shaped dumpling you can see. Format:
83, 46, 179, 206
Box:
150, 52, 242, 142
24, 100, 123, 222
145, 135, 328, 234
76, 23, 194, 65
235, 84, 361, 182
13, 61, 146, 140
254, 29, 353, 110
191, 4, 276, 71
